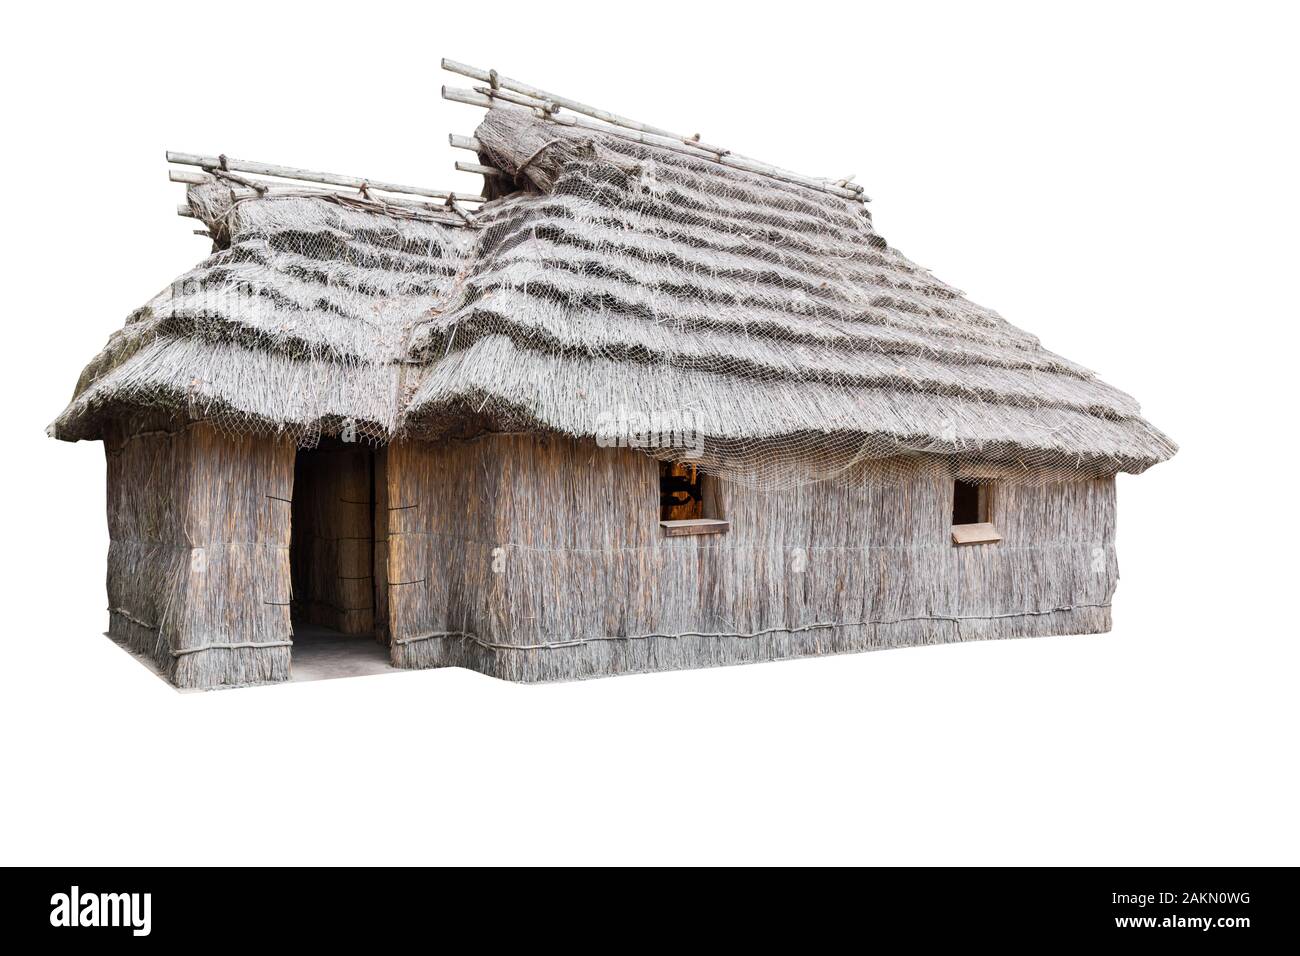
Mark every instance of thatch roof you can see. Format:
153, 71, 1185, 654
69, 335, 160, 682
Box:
53, 86, 1175, 483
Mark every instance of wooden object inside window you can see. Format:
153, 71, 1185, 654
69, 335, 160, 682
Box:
660, 460, 703, 520
659, 461, 728, 536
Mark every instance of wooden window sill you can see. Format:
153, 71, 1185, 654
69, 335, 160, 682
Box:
952, 522, 1002, 546
661, 518, 730, 537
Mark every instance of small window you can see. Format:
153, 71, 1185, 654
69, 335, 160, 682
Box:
659, 461, 729, 537
952, 479, 989, 525
951, 479, 1000, 546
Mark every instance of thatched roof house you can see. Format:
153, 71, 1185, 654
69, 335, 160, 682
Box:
52, 59, 1175, 688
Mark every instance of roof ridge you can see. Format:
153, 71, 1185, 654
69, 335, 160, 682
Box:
166, 152, 486, 232
439, 57, 868, 204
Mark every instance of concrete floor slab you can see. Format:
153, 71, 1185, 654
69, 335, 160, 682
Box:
104, 622, 402, 689
290, 623, 396, 683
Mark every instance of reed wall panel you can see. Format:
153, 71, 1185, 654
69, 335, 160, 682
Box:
106, 419, 294, 688
387, 434, 1116, 681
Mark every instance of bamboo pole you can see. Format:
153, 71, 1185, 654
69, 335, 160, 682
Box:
169, 169, 210, 185
440, 58, 866, 201
440, 84, 867, 202
166, 151, 487, 203
449, 133, 483, 152
441, 85, 495, 109
441, 58, 729, 155
455, 160, 507, 177
445, 197, 478, 226
169, 168, 470, 223
473, 85, 563, 115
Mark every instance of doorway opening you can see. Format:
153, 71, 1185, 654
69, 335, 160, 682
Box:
289, 440, 392, 681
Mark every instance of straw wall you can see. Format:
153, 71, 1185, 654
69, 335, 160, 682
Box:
106, 418, 294, 688
290, 446, 375, 635
386, 434, 1116, 681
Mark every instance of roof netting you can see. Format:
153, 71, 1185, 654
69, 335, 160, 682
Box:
53, 105, 1175, 488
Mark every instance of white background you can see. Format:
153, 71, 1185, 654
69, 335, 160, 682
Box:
2, 1, 1296, 865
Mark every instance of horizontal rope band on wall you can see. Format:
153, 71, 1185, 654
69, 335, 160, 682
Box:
393, 603, 1112, 652
171, 641, 294, 657
379, 530, 1115, 555
109, 607, 158, 630
108, 540, 291, 549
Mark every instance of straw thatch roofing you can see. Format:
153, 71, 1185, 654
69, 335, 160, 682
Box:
52, 96, 1175, 482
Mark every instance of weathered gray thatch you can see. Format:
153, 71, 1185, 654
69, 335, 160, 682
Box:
53, 105, 1175, 485
55, 193, 467, 446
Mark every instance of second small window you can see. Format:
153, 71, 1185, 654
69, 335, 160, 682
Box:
952, 479, 992, 526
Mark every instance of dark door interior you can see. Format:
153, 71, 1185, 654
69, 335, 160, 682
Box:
290, 441, 377, 637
